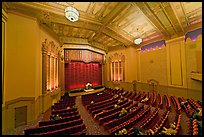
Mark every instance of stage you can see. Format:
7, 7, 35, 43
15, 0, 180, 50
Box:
69, 88, 105, 97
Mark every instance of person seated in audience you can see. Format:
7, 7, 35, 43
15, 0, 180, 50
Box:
66, 106, 71, 110
117, 99, 122, 104
147, 129, 155, 135
114, 104, 119, 108
132, 127, 143, 135
192, 108, 202, 120
161, 122, 177, 135
90, 101, 94, 104
54, 114, 62, 120
50, 114, 62, 121
115, 128, 127, 135
121, 128, 127, 135
113, 94, 119, 99
180, 101, 188, 107
119, 108, 127, 117
72, 105, 77, 110
122, 91, 126, 95
141, 97, 149, 103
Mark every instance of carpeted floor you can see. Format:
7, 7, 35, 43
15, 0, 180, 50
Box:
75, 95, 110, 135
5, 93, 194, 135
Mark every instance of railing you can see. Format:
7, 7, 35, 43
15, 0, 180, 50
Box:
104, 81, 202, 100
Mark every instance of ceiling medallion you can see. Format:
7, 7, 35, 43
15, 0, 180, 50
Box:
134, 38, 142, 45
65, 7, 79, 22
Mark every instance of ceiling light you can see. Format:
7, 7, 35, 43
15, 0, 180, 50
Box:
134, 38, 142, 45
65, 7, 79, 22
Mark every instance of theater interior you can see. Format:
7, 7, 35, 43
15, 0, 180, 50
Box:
2, 2, 202, 135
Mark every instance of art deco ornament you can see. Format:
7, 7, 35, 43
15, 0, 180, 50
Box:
65, 7, 79, 22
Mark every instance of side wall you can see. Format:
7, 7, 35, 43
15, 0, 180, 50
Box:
2, 11, 62, 134
105, 35, 202, 99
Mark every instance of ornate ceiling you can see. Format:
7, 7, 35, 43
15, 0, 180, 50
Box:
4, 2, 202, 52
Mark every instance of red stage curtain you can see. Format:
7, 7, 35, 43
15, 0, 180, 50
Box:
65, 62, 102, 90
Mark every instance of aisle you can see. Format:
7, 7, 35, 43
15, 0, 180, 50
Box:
75, 96, 110, 135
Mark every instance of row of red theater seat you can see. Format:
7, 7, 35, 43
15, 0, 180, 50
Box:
164, 95, 171, 109
24, 118, 84, 135
187, 98, 202, 110
151, 92, 157, 106
127, 107, 160, 135
174, 113, 182, 135
98, 102, 138, 125
171, 96, 181, 112
24, 94, 87, 135
51, 107, 77, 115
138, 108, 160, 129
179, 97, 196, 118
151, 110, 170, 134
86, 95, 115, 110
109, 106, 151, 135
103, 104, 144, 130
88, 97, 119, 112
158, 93, 163, 108
128, 92, 136, 100
39, 114, 81, 127
34, 123, 86, 135
188, 119, 199, 135
82, 90, 113, 106
51, 103, 75, 110
95, 100, 132, 120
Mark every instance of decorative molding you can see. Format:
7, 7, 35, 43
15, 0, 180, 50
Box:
63, 44, 106, 55
5, 97, 35, 109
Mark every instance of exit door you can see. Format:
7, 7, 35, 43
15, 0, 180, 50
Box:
15, 106, 27, 128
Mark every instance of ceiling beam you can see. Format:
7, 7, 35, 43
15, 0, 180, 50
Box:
90, 2, 130, 42
135, 2, 171, 38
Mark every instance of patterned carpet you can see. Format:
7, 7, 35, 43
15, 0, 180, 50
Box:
75, 95, 110, 135
4, 92, 193, 135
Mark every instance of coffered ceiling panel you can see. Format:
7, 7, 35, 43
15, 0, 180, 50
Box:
170, 2, 202, 28
5, 2, 202, 51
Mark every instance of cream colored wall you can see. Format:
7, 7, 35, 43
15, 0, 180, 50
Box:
3, 12, 62, 134
106, 46, 137, 83
185, 35, 202, 90
105, 35, 202, 98
140, 45, 168, 85
5, 13, 38, 101
166, 37, 187, 88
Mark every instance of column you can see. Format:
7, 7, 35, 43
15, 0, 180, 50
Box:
47, 54, 50, 90
42, 52, 47, 93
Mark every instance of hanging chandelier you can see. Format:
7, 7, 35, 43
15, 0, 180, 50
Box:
134, 38, 142, 45
65, 7, 79, 22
